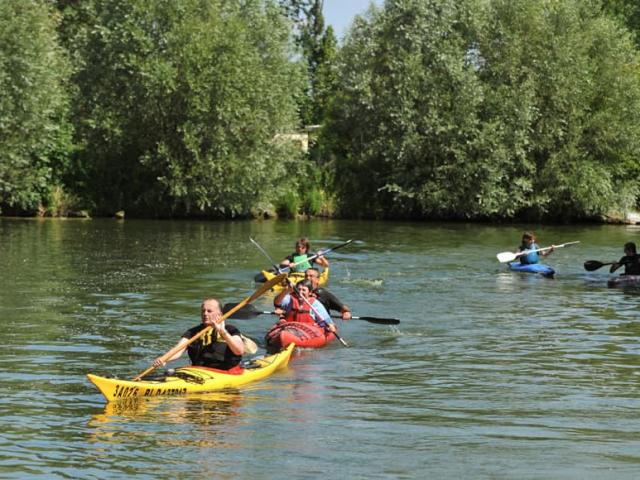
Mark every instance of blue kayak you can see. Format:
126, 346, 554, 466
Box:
508, 262, 555, 278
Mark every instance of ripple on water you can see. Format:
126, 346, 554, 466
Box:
3, 220, 640, 478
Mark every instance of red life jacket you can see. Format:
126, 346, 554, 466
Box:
284, 296, 317, 325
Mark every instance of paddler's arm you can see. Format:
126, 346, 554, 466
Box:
541, 245, 555, 257
319, 289, 351, 320
318, 266, 329, 284
214, 322, 244, 355
312, 301, 335, 332
610, 256, 625, 273
152, 338, 189, 367
273, 290, 292, 320
315, 255, 329, 268
279, 254, 293, 269
274, 284, 293, 309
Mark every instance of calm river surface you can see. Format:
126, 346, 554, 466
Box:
1, 218, 640, 479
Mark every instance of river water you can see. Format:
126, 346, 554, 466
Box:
1, 218, 639, 479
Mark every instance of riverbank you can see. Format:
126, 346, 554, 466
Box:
4, 209, 640, 224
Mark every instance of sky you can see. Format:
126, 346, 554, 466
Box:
323, 0, 381, 40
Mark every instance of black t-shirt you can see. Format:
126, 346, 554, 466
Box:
315, 288, 346, 313
181, 323, 242, 370
619, 254, 640, 275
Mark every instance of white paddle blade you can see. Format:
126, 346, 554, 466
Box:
241, 335, 258, 354
497, 251, 517, 263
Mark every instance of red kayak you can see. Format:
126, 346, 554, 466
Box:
265, 321, 336, 351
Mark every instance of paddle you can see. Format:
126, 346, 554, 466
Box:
223, 302, 400, 325
583, 260, 629, 272
496, 241, 580, 263
132, 272, 288, 381
251, 237, 353, 277
240, 335, 258, 354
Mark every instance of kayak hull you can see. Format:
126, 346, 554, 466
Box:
265, 321, 336, 352
87, 343, 295, 402
508, 262, 555, 278
261, 268, 329, 292
607, 275, 640, 288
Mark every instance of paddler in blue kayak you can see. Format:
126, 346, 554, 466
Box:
279, 237, 329, 273
610, 242, 640, 275
518, 231, 554, 264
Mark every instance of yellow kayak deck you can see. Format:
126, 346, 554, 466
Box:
262, 267, 329, 292
87, 343, 295, 402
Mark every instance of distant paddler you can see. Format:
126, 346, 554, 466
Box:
252, 238, 353, 288
609, 242, 640, 275
585, 242, 640, 275
497, 233, 579, 263
279, 237, 328, 273
515, 231, 554, 265
304, 267, 351, 320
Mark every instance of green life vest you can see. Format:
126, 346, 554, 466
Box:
291, 253, 312, 272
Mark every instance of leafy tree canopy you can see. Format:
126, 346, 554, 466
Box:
324, 0, 640, 221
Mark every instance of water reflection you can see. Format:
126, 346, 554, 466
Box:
3, 219, 640, 478
87, 391, 247, 456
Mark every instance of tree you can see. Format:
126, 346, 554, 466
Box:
61, 0, 305, 217
280, 0, 338, 125
601, 0, 640, 47
324, 0, 486, 218
477, 0, 640, 219
323, 0, 640, 220
0, 1, 72, 214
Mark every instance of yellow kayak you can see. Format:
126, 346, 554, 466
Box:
87, 343, 295, 402
261, 267, 329, 292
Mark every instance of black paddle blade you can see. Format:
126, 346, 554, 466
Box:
222, 303, 262, 319
357, 316, 400, 325
584, 260, 605, 271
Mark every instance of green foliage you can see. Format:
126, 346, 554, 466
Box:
277, 190, 300, 218
323, 0, 640, 220
4, 0, 640, 222
601, 0, 640, 47
280, 0, 338, 125
478, 0, 640, 220
301, 187, 324, 215
46, 185, 82, 217
62, 0, 304, 217
0, 1, 72, 214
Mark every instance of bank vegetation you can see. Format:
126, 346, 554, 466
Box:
2, 0, 640, 221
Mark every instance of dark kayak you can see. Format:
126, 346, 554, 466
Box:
607, 275, 640, 288
508, 262, 555, 278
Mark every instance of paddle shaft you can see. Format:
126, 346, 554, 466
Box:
223, 304, 400, 325
287, 239, 353, 271
497, 241, 580, 263
133, 272, 287, 381
251, 237, 353, 274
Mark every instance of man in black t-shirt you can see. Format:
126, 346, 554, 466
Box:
304, 268, 352, 320
610, 242, 640, 276
153, 298, 244, 370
